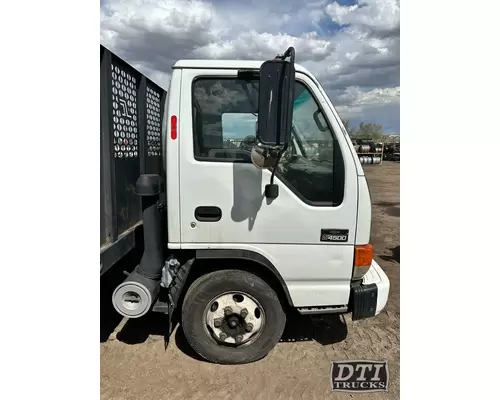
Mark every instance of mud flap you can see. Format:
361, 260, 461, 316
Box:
152, 258, 194, 343
350, 282, 378, 320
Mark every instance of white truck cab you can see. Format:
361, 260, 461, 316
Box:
109, 47, 389, 365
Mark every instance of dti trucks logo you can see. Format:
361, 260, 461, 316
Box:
331, 360, 389, 393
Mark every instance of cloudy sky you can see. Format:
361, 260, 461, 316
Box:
100, 0, 400, 134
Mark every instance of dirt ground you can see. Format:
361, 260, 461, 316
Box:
100, 162, 400, 400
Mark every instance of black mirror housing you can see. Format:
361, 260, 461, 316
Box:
257, 55, 295, 147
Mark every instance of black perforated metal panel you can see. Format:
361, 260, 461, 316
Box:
111, 63, 139, 159
146, 86, 162, 156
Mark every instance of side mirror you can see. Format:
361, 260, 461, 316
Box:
253, 47, 296, 200
257, 48, 295, 147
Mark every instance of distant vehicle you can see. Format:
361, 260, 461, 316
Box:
391, 152, 400, 162
383, 144, 400, 162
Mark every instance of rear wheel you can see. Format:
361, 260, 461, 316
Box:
181, 269, 286, 364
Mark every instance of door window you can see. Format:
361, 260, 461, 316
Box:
192, 78, 259, 162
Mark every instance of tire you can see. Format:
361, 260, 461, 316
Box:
181, 269, 286, 364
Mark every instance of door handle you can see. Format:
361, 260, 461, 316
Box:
194, 206, 222, 222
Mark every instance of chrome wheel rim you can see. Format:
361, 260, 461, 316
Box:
203, 291, 266, 346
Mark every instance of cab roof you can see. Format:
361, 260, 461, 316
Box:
172, 59, 312, 76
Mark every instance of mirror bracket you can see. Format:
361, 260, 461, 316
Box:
237, 69, 259, 80
265, 183, 279, 199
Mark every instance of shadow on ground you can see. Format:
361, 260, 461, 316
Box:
380, 245, 400, 263
117, 313, 171, 345
374, 201, 400, 217
172, 312, 348, 362
102, 308, 349, 363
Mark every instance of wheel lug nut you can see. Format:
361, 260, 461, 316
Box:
240, 308, 248, 318
219, 332, 228, 341
214, 318, 222, 328
245, 323, 253, 332
235, 335, 243, 344
224, 307, 233, 316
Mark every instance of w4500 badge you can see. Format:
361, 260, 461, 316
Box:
320, 229, 349, 243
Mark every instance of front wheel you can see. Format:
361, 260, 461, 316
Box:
181, 269, 286, 364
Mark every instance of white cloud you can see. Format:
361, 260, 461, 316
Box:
339, 86, 400, 106
334, 86, 400, 120
100, 0, 400, 132
192, 31, 334, 62
100, 0, 217, 70
326, 0, 400, 37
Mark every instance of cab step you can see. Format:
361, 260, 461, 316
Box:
297, 305, 348, 315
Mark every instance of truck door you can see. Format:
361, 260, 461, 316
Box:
177, 68, 359, 307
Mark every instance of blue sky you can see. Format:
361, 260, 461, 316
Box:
100, 0, 400, 134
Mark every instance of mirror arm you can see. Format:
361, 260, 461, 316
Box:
269, 143, 288, 185
274, 47, 296, 65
